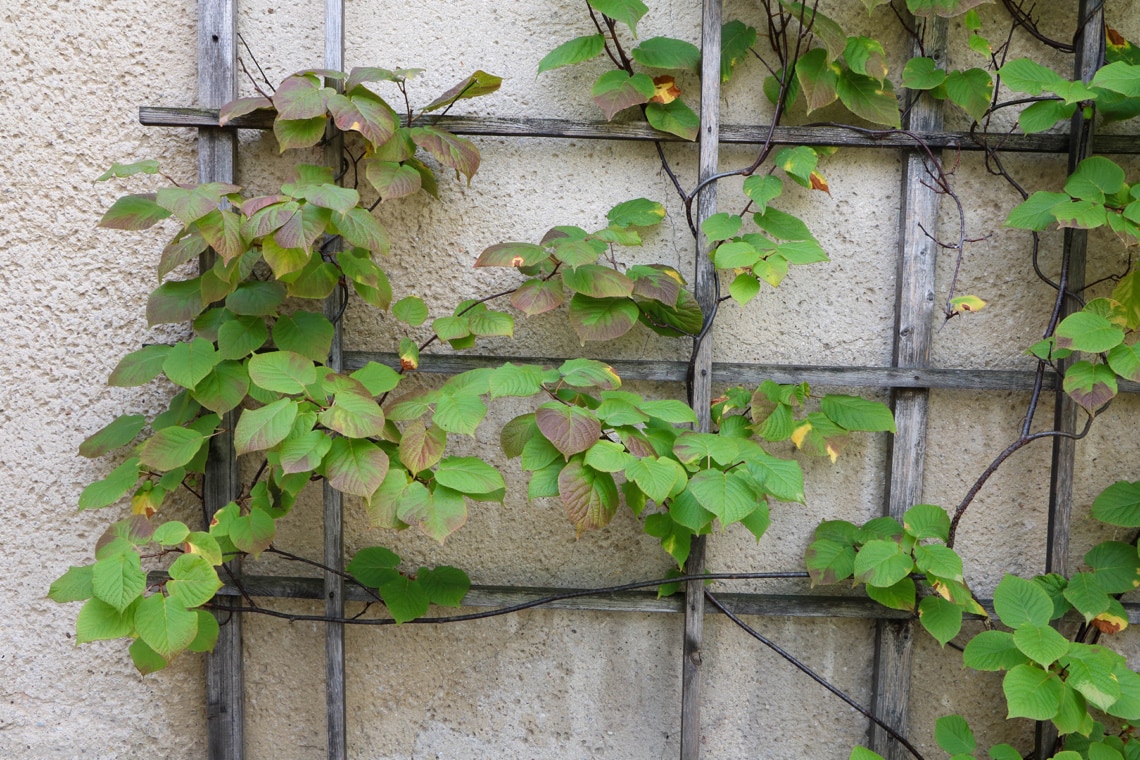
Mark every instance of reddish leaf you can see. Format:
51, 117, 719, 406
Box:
398, 421, 447, 473
558, 457, 619, 535
410, 127, 480, 184
219, 96, 274, 126
475, 242, 550, 268
535, 403, 602, 457
511, 278, 565, 316
327, 89, 398, 147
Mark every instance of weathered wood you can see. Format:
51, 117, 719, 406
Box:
871, 17, 947, 760
1038, 4, 1103, 756
322, 4, 348, 759
680, 3, 722, 758
344, 350, 1139, 394
197, 1, 242, 758
139, 106, 1140, 154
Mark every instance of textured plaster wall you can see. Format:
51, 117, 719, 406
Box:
4, 0, 1140, 758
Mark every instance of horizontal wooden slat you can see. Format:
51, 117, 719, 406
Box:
163, 572, 1140, 624
344, 350, 1140, 394
139, 107, 1140, 154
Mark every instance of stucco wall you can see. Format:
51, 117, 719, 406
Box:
4, 1, 1140, 758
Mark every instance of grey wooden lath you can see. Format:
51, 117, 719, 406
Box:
197, 0, 244, 757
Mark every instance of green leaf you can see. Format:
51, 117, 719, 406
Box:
139, 427, 206, 471
80, 415, 146, 459
539, 34, 606, 75
741, 176, 783, 215
1066, 156, 1127, 203
687, 469, 759, 525
902, 503, 950, 541
379, 575, 431, 623
963, 630, 1028, 671
633, 37, 701, 71
234, 399, 298, 457
645, 99, 700, 141
844, 36, 888, 81
780, 1, 846, 60
836, 70, 901, 128
391, 296, 428, 327
163, 338, 220, 390
129, 638, 168, 674
188, 610, 220, 653
902, 57, 946, 90
217, 315, 269, 360
228, 507, 276, 554
743, 449, 805, 503
226, 280, 286, 317
434, 456, 505, 496
1108, 343, 1140, 383
1019, 100, 1075, 134
720, 20, 757, 82
1092, 480, 1140, 527
1086, 541, 1140, 592
568, 294, 639, 343
587, 0, 648, 36
272, 311, 334, 362
558, 457, 619, 534
432, 392, 487, 436
400, 485, 467, 543
1064, 361, 1118, 411
1091, 61, 1140, 97
248, 351, 316, 395
999, 58, 1067, 95
592, 70, 656, 120
108, 344, 172, 387
1006, 191, 1071, 230
945, 68, 993, 122
935, 715, 975, 756
1064, 572, 1111, 621
820, 395, 895, 432
1051, 199, 1108, 230
753, 207, 815, 241
325, 438, 389, 498
913, 544, 963, 581
347, 546, 401, 587
351, 362, 401, 396
92, 551, 146, 613
853, 540, 914, 587
75, 597, 135, 644
866, 577, 916, 612
418, 566, 470, 607
152, 521, 190, 546
97, 159, 161, 182
273, 116, 327, 152
1013, 623, 1070, 667
134, 593, 199, 658
166, 553, 222, 608
805, 538, 856, 586
98, 193, 172, 230
191, 361, 249, 415
422, 70, 502, 112
335, 210, 391, 256
608, 198, 666, 228
147, 278, 205, 326
850, 749, 885, 760
993, 574, 1053, 628
49, 565, 95, 603
1003, 664, 1062, 720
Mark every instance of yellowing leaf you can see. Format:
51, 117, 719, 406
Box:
1092, 610, 1128, 634
809, 171, 830, 194
790, 422, 812, 449
951, 295, 987, 315
650, 75, 682, 104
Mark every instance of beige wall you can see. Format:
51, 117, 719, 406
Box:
3, 1, 1139, 758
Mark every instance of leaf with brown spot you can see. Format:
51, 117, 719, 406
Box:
650, 75, 681, 104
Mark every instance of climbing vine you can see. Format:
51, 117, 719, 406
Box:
50, 0, 1140, 757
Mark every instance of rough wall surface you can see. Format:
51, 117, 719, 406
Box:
3, 0, 1140, 758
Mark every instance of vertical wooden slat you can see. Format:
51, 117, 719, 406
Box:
680, 1, 721, 758
1037, 2, 1102, 755
323, 2, 348, 758
198, 1, 243, 758
870, 16, 947, 760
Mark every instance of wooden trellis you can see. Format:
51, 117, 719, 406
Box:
144, 0, 1140, 757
